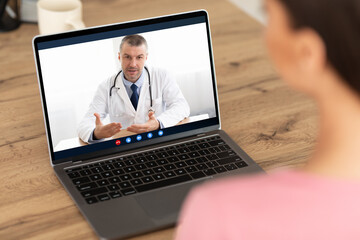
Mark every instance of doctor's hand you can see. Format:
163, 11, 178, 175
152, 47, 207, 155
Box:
127, 112, 160, 133
93, 113, 122, 139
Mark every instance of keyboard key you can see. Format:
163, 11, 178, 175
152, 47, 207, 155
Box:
175, 162, 186, 168
135, 164, 146, 170
102, 164, 114, 171
124, 166, 136, 173
208, 139, 225, 146
106, 159, 115, 164
219, 145, 230, 151
131, 172, 143, 178
208, 148, 217, 153
189, 152, 200, 158
154, 167, 165, 173
199, 142, 211, 148
145, 154, 157, 161
206, 154, 219, 161
185, 166, 197, 173
174, 168, 186, 175
101, 171, 113, 178
119, 174, 131, 181
85, 197, 98, 204
73, 177, 90, 185
225, 164, 237, 171
164, 171, 176, 178
142, 176, 154, 183
77, 182, 97, 191
68, 172, 80, 179
156, 159, 169, 165
135, 156, 147, 163
143, 169, 154, 175
80, 169, 92, 176
109, 191, 122, 198
190, 171, 206, 179
97, 179, 110, 186
119, 181, 131, 189
98, 194, 110, 201
188, 145, 200, 151
113, 162, 125, 168
195, 157, 207, 163
178, 147, 190, 153
109, 177, 120, 183
214, 166, 227, 173
145, 161, 157, 168
121, 188, 136, 196
124, 159, 136, 165
217, 150, 236, 159
196, 163, 208, 170
168, 149, 180, 155
185, 159, 197, 166
89, 174, 102, 181
203, 169, 216, 176
167, 156, 179, 163
135, 175, 192, 193
81, 187, 108, 198
153, 173, 165, 180
112, 169, 124, 175
217, 156, 242, 165
198, 150, 210, 156
164, 164, 176, 170
211, 146, 222, 153
91, 167, 103, 174
130, 179, 143, 186
206, 161, 219, 168
156, 152, 169, 158
179, 154, 190, 160
108, 184, 120, 191
235, 161, 248, 168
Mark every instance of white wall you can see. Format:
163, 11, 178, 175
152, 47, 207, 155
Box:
39, 23, 216, 148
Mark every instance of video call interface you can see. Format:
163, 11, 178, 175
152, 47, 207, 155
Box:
36, 15, 218, 161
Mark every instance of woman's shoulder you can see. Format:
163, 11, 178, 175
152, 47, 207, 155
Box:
177, 170, 360, 240
187, 169, 360, 208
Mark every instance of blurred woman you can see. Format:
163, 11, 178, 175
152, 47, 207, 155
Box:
175, 0, 360, 239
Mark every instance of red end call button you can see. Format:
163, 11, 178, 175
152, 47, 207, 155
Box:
115, 140, 121, 145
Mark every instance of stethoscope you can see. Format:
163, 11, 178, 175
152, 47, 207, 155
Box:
109, 66, 154, 113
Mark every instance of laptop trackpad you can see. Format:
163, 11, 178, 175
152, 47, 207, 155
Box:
135, 178, 209, 224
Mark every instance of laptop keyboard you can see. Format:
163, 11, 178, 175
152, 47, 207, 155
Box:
65, 135, 248, 204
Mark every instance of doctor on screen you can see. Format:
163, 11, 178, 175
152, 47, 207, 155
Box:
78, 34, 190, 143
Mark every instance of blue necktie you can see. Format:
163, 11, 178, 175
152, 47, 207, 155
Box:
130, 84, 139, 110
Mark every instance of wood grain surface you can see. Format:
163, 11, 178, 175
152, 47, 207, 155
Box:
0, 0, 318, 239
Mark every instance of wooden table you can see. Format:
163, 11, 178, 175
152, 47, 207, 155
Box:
0, 0, 318, 239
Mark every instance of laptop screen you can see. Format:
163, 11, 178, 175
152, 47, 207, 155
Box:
33, 11, 219, 164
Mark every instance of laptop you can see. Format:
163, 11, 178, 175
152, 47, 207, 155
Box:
33, 10, 264, 240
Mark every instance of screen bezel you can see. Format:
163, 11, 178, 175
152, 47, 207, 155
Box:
33, 10, 221, 165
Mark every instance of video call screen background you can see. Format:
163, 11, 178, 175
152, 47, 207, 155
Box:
38, 22, 217, 153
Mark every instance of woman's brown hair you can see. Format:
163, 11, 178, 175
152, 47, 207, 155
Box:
278, 0, 360, 94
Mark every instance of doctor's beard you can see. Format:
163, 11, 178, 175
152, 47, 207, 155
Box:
124, 67, 142, 83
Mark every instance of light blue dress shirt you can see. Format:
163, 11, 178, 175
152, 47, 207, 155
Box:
121, 70, 145, 99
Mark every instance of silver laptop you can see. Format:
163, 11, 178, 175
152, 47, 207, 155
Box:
33, 10, 263, 240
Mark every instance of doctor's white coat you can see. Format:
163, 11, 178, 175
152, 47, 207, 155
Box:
77, 66, 190, 143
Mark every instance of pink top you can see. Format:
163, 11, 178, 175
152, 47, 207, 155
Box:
175, 170, 360, 240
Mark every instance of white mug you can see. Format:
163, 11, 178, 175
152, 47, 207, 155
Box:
37, 0, 85, 35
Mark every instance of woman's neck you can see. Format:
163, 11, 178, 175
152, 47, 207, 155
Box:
305, 75, 360, 179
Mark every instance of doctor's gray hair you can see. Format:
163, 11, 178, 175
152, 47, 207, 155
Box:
119, 35, 148, 54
